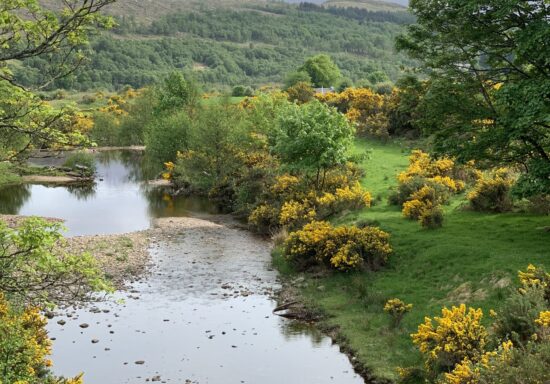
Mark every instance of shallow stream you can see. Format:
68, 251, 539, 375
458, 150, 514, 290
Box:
0, 151, 364, 384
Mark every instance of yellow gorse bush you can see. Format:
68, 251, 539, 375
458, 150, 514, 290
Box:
384, 298, 413, 327
0, 292, 77, 384
316, 181, 371, 216
315, 88, 390, 137
398, 150, 463, 192
279, 200, 316, 228
248, 204, 279, 232
271, 174, 301, 196
467, 168, 514, 212
162, 161, 175, 180
284, 221, 392, 271
442, 341, 513, 384
411, 304, 488, 373
518, 264, 550, 292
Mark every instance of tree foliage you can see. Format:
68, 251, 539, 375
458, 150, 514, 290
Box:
0, 218, 110, 306
271, 99, 354, 190
397, 0, 550, 195
0, 0, 114, 159
299, 54, 341, 88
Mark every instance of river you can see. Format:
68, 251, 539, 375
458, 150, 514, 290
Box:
0, 151, 364, 384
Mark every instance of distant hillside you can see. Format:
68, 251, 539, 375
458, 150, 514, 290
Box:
325, 0, 406, 11
21, 0, 415, 91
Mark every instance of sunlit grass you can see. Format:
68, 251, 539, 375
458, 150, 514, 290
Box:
277, 138, 550, 380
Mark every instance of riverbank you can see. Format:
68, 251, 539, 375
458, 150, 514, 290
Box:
271, 139, 550, 381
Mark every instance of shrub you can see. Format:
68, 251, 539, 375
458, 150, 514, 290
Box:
316, 181, 372, 217
384, 298, 413, 328
491, 287, 547, 346
232, 85, 253, 97
283, 220, 332, 270
411, 304, 488, 375
63, 151, 96, 176
476, 340, 550, 384
442, 341, 514, 384
248, 204, 279, 234
286, 81, 314, 104
278, 200, 316, 229
518, 264, 550, 304
284, 221, 392, 272
419, 205, 444, 229
468, 168, 514, 212
0, 293, 84, 384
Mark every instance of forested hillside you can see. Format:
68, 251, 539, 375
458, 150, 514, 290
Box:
19, 0, 414, 91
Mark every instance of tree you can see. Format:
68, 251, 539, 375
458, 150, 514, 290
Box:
0, 0, 115, 159
154, 72, 199, 114
0, 218, 110, 306
284, 70, 312, 89
299, 54, 341, 88
271, 99, 354, 190
397, 0, 550, 195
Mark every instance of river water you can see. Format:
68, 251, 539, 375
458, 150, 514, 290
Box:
0, 151, 364, 384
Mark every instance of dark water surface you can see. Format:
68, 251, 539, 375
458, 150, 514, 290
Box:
0, 151, 364, 384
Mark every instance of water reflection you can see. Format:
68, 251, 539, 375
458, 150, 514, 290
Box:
0, 151, 219, 235
0, 184, 31, 214
66, 183, 97, 201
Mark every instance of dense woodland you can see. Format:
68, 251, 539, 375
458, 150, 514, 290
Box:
16, 2, 414, 90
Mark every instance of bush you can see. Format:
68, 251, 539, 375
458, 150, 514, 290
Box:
248, 204, 279, 234
63, 151, 96, 176
468, 168, 514, 212
384, 298, 413, 328
286, 81, 314, 104
283, 221, 392, 271
492, 287, 547, 345
411, 304, 488, 375
477, 340, 550, 384
0, 293, 84, 384
419, 205, 444, 229
316, 181, 372, 218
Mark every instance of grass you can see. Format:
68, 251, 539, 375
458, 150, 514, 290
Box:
275, 138, 550, 380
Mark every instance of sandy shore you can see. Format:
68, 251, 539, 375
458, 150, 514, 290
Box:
22, 175, 88, 184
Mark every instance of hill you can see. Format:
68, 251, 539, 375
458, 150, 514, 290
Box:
20, 0, 415, 91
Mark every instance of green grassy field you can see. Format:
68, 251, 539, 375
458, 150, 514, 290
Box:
274, 138, 550, 380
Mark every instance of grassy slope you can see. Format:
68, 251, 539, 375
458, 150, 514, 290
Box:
276, 139, 550, 380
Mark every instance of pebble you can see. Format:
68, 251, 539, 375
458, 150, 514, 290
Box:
79, 323, 89, 328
